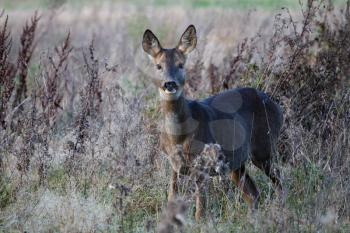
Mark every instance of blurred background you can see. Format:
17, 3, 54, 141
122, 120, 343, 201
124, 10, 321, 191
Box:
0, 0, 310, 10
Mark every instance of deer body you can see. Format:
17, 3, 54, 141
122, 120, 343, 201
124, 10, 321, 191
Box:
142, 25, 283, 221
161, 88, 282, 168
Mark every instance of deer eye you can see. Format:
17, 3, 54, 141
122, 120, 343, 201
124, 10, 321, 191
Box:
178, 63, 184, 69
156, 64, 162, 70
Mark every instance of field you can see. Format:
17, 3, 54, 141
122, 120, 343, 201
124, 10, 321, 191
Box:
0, 0, 349, 232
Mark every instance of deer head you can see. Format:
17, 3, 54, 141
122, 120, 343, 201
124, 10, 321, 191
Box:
142, 25, 197, 100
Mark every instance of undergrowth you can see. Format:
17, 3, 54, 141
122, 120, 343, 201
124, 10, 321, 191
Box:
0, 1, 349, 232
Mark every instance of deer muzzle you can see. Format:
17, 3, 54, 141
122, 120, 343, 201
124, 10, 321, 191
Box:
163, 81, 178, 94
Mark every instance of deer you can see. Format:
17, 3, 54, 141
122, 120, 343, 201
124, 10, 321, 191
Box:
142, 25, 283, 221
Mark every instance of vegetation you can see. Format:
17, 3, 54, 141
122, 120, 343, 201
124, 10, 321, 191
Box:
0, 0, 349, 232
2, 0, 345, 10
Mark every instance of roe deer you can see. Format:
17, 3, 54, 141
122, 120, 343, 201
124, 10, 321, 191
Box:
142, 25, 283, 221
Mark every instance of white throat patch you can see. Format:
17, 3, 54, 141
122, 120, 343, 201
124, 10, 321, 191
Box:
159, 88, 183, 101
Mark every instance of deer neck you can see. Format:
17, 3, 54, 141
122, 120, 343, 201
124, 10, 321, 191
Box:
161, 95, 196, 140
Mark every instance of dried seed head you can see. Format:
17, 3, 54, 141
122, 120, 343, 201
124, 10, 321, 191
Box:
157, 199, 187, 233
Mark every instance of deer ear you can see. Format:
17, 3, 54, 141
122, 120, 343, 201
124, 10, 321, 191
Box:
177, 25, 197, 55
142, 29, 162, 57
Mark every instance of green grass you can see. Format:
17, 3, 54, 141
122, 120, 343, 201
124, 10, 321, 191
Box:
1, 160, 348, 232
47, 167, 69, 193
0, 176, 14, 209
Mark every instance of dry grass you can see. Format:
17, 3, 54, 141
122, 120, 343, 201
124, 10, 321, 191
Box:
0, 1, 349, 232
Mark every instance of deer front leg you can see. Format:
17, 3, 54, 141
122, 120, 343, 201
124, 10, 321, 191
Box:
195, 185, 207, 222
194, 174, 207, 222
168, 169, 178, 202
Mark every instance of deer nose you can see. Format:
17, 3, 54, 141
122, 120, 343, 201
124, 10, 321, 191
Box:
163, 81, 178, 92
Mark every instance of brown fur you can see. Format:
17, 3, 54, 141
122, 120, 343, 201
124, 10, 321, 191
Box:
142, 25, 283, 221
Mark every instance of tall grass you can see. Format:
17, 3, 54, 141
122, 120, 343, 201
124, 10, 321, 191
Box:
0, 0, 349, 232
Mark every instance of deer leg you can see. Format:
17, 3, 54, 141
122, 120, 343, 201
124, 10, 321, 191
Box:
229, 165, 259, 209
252, 159, 282, 190
252, 159, 285, 204
194, 180, 207, 222
168, 169, 178, 202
